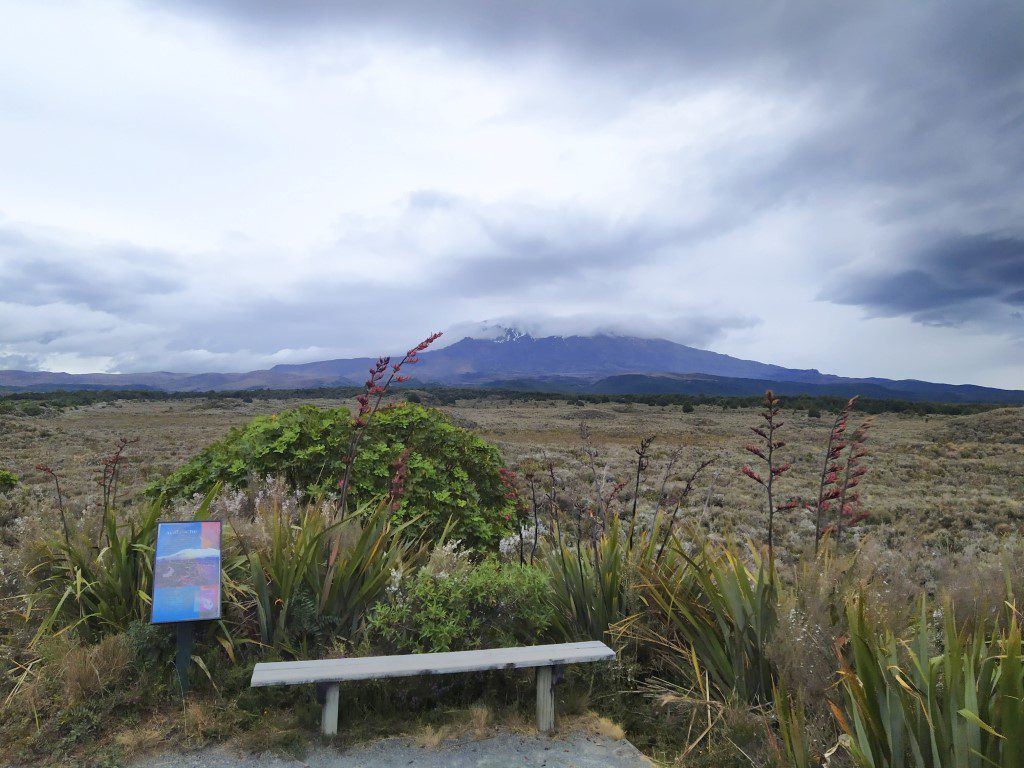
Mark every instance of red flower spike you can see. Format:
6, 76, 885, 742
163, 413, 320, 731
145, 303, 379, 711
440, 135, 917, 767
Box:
742, 465, 765, 485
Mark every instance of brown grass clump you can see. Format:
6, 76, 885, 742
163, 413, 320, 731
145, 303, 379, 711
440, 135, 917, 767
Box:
467, 702, 493, 735
113, 717, 171, 761
411, 722, 453, 748
568, 710, 626, 740
62, 634, 133, 703
412, 703, 495, 746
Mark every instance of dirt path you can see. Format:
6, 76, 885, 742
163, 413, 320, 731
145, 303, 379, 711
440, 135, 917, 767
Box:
131, 731, 651, 768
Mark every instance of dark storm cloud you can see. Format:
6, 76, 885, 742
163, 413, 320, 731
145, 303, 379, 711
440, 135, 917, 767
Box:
149, 3, 1024, 111
152, 1, 1024, 263
152, 1, 1013, 89
828, 234, 1024, 325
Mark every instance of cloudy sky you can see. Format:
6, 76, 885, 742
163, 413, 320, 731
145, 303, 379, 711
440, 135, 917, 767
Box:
1, 1, 1022, 387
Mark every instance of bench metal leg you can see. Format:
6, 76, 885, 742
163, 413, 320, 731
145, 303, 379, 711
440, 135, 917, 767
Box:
321, 683, 340, 737
536, 665, 555, 734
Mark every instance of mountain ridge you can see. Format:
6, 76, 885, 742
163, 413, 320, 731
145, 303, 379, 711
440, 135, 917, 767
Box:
2, 332, 1022, 403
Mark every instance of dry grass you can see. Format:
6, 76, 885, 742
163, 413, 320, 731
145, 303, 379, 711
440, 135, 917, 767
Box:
112, 716, 171, 761
410, 722, 453, 748
410, 702, 495, 746
2, 395, 1022, 578
567, 710, 626, 740
62, 634, 133, 704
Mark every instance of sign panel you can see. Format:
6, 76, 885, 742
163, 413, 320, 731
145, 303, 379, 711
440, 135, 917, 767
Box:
151, 521, 222, 624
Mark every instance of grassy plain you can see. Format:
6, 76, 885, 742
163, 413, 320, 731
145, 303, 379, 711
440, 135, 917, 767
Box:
3, 394, 1022, 560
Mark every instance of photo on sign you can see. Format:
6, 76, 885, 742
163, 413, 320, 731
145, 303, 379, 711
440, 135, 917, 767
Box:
151, 521, 221, 624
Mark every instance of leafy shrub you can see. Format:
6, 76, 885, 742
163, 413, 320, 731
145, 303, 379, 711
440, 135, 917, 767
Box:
367, 551, 553, 653
149, 404, 516, 550
0, 469, 17, 493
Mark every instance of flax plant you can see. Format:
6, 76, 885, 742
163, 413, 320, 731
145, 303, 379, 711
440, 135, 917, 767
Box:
544, 508, 675, 642
812, 397, 856, 551
27, 486, 220, 643
245, 496, 422, 653
546, 517, 622, 642
323, 332, 442, 609
742, 391, 796, 564
618, 541, 778, 705
771, 680, 814, 768
837, 596, 1024, 768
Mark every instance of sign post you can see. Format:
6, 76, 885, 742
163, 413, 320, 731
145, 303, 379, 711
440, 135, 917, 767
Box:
174, 622, 194, 694
151, 521, 222, 696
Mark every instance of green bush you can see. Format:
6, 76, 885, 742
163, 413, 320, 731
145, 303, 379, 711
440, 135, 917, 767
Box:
367, 556, 553, 653
148, 403, 517, 550
0, 469, 17, 493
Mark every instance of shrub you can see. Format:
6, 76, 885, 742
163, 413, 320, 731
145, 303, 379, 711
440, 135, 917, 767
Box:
367, 551, 553, 653
149, 404, 517, 550
0, 470, 17, 494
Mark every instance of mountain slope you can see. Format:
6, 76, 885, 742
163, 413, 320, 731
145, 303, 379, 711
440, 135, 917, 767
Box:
272, 333, 826, 384
1, 331, 1022, 403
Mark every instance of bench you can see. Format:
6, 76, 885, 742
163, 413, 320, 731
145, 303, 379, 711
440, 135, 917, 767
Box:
250, 640, 616, 736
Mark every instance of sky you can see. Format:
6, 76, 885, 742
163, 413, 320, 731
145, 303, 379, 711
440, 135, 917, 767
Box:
1, 1, 1022, 388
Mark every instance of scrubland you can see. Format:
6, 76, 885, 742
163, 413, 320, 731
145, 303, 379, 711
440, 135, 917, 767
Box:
4, 395, 1021, 554
1, 392, 1022, 767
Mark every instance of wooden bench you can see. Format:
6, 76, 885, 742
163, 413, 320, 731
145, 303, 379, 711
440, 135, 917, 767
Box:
250, 640, 616, 736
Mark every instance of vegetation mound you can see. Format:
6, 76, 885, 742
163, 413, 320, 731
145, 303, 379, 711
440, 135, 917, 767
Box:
942, 407, 1024, 445
148, 403, 516, 550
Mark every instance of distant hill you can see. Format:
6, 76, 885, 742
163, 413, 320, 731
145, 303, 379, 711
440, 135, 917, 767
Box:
2, 330, 1023, 404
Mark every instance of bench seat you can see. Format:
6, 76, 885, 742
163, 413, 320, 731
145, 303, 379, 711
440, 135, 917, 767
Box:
251, 640, 615, 736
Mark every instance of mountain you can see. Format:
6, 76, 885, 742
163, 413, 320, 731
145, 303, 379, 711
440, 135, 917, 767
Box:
2, 330, 1022, 403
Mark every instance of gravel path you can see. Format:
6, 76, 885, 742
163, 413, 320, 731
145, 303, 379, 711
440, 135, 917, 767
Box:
131, 731, 651, 768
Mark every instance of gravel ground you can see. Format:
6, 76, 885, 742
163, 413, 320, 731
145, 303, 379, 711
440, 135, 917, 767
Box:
131, 731, 651, 768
